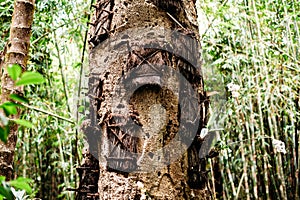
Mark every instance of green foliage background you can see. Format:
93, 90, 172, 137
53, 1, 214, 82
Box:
1, 0, 90, 199
198, 0, 299, 199
0, 0, 299, 199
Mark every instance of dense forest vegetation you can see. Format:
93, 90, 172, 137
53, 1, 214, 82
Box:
0, 0, 299, 199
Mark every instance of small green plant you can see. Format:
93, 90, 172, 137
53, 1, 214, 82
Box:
0, 64, 44, 199
0, 176, 33, 200
0, 64, 45, 143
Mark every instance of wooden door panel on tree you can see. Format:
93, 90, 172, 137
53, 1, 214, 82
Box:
78, 0, 210, 199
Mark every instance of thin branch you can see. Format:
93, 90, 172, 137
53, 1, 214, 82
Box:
166, 12, 185, 29
31, 23, 65, 46
227, 136, 273, 146
22, 103, 75, 124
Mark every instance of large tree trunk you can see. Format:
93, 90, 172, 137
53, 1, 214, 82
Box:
78, 0, 210, 199
0, 0, 35, 180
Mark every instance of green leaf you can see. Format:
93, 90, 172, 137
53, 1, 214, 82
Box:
7, 64, 22, 81
0, 113, 8, 126
78, 105, 85, 113
15, 72, 45, 86
0, 127, 8, 143
10, 119, 33, 128
0, 182, 14, 200
9, 94, 29, 104
9, 177, 32, 194
0, 102, 19, 116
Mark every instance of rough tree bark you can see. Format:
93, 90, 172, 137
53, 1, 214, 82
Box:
0, 0, 35, 180
77, 0, 210, 199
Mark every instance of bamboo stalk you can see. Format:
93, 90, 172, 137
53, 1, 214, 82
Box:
251, 0, 271, 198
219, 154, 229, 199
235, 172, 245, 200
248, 95, 258, 198
53, 31, 71, 114
225, 150, 237, 197
209, 159, 217, 199
56, 130, 70, 200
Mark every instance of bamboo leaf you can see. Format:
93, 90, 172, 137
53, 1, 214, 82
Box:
10, 119, 33, 128
9, 94, 29, 104
0, 102, 19, 116
15, 72, 45, 86
0, 184, 14, 200
7, 64, 22, 81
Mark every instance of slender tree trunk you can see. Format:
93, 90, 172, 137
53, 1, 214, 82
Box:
0, 0, 35, 180
78, 0, 210, 199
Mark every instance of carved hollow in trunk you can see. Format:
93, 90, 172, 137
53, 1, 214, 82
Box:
78, 0, 210, 199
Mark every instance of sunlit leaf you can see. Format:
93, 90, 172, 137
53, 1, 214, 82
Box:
0, 102, 19, 116
9, 177, 32, 194
10, 119, 33, 128
15, 72, 45, 86
78, 105, 85, 113
7, 64, 22, 81
9, 94, 29, 104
